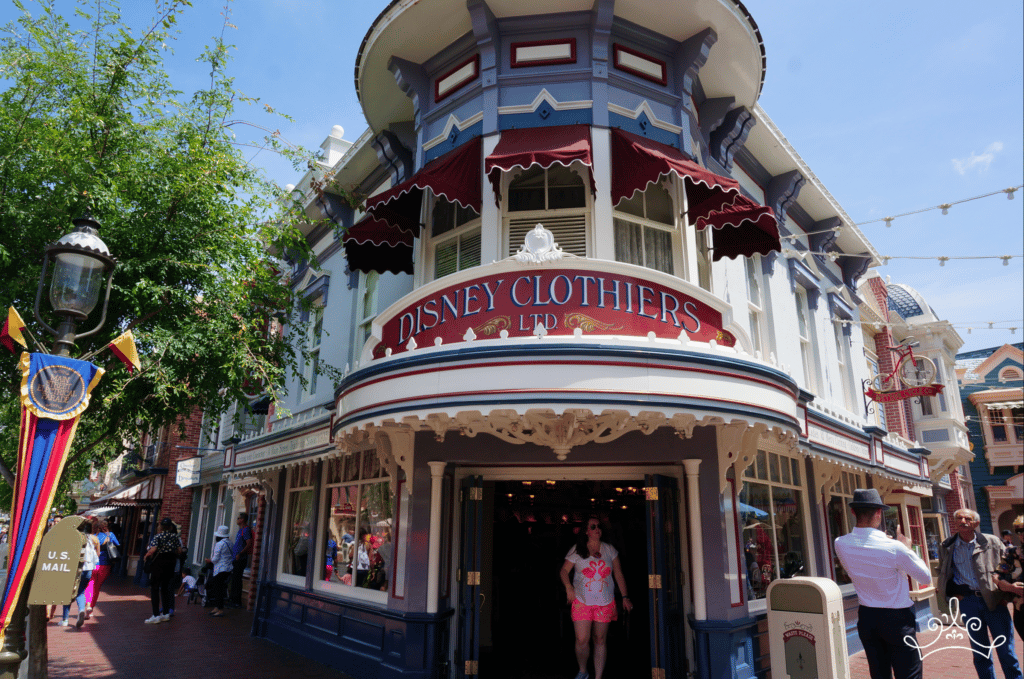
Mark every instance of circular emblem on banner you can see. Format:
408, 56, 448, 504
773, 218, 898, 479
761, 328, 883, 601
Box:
29, 365, 86, 417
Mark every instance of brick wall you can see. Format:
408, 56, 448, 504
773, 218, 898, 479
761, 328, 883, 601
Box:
247, 492, 267, 611
866, 277, 913, 440
160, 407, 204, 547
944, 469, 966, 533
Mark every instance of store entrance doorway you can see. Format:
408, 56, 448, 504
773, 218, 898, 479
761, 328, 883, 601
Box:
477, 480, 652, 679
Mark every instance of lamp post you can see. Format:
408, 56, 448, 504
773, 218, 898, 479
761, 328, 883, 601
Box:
33, 215, 117, 356
0, 216, 116, 679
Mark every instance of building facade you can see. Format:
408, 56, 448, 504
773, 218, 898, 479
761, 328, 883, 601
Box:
955, 343, 1024, 535
201, 2, 956, 677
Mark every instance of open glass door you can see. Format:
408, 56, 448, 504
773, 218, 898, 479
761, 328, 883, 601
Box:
645, 473, 684, 678
457, 475, 483, 678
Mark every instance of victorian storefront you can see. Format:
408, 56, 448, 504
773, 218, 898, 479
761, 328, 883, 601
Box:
219, 1, 940, 677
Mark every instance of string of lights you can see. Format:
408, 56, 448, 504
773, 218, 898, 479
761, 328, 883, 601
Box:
776, 249, 1022, 266
855, 185, 1022, 227
830, 317, 1023, 335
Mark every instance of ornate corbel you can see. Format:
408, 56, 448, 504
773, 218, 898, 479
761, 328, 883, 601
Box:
371, 130, 414, 186
709, 107, 754, 171
872, 476, 900, 497
389, 56, 431, 127
814, 461, 845, 497
766, 170, 805, 221
377, 423, 416, 497
668, 413, 699, 439
698, 97, 735, 141
421, 413, 453, 442
717, 420, 767, 493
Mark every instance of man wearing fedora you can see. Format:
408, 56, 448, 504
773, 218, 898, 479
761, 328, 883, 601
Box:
938, 508, 1021, 679
834, 488, 931, 679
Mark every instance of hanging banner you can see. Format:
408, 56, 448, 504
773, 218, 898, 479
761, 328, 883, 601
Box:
0, 353, 102, 648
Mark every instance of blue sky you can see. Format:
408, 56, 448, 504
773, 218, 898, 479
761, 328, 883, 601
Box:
4, 0, 1021, 354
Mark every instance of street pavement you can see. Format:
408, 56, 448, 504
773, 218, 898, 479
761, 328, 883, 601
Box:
44, 575, 354, 679
43, 576, 1024, 678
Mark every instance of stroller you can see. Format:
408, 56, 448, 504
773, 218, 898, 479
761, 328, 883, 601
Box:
188, 568, 209, 605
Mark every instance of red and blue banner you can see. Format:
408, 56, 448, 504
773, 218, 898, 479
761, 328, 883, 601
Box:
0, 353, 102, 647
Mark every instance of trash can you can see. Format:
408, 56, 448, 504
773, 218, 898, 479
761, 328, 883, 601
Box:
767, 577, 849, 679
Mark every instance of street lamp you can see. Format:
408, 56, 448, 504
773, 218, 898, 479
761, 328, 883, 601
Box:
33, 215, 117, 356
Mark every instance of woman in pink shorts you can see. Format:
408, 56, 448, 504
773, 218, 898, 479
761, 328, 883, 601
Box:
560, 517, 633, 679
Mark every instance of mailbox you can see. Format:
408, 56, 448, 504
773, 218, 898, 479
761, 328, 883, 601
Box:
767, 577, 849, 679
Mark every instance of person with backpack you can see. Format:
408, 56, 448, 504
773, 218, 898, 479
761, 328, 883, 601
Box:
60, 520, 100, 629
83, 517, 120, 617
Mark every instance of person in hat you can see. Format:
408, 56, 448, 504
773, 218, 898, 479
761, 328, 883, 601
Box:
992, 515, 1023, 640
204, 525, 234, 617
833, 489, 931, 679
938, 509, 1021, 679
143, 517, 182, 624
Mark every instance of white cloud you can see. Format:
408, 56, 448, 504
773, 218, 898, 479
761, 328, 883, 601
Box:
952, 141, 1003, 175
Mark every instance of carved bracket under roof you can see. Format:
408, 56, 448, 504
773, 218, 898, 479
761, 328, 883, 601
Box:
698, 97, 735, 141
812, 459, 848, 497
841, 253, 871, 291
714, 420, 799, 494
468, 0, 498, 92
674, 28, 717, 102
871, 476, 901, 498
810, 217, 842, 267
766, 170, 805, 221
709, 106, 754, 171
389, 56, 431, 128
371, 130, 413, 186
335, 423, 415, 497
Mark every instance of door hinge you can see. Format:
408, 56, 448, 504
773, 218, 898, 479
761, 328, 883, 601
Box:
469, 486, 482, 501
644, 487, 659, 501
652, 668, 665, 679
467, 571, 481, 586
465, 660, 478, 675
649, 574, 662, 589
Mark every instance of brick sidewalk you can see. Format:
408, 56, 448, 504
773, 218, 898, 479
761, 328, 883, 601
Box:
848, 615, 1023, 679
42, 576, 1023, 678
43, 576, 355, 679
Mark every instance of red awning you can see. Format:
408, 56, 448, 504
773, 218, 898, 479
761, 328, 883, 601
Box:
342, 216, 414, 275
485, 124, 594, 205
365, 136, 482, 236
610, 128, 779, 260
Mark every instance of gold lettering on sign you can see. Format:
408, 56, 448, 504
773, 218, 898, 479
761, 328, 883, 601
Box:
30, 366, 84, 412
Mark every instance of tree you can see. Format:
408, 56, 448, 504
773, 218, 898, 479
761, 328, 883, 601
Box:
0, 0, 327, 510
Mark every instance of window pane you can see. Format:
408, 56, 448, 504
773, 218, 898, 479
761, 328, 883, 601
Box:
780, 455, 792, 485
644, 226, 673, 275
360, 481, 395, 592
455, 203, 480, 227
362, 450, 381, 479
645, 182, 674, 224
435, 239, 459, 279
344, 452, 361, 482
613, 219, 642, 266
773, 486, 805, 579
755, 449, 767, 481
285, 488, 315, 577
749, 310, 761, 355
459, 232, 482, 271
741, 481, 774, 600
432, 199, 456, 237
827, 496, 851, 584
769, 453, 781, 483
746, 258, 761, 307
508, 166, 545, 212
616, 191, 645, 218
330, 485, 358, 586
547, 164, 585, 209
791, 459, 800, 486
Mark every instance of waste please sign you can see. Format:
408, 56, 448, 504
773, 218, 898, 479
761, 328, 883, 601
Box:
374, 267, 734, 358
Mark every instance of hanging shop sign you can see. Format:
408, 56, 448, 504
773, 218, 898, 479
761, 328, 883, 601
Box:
373, 267, 735, 359
175, 457, 202, 489
865, 383, 944, 404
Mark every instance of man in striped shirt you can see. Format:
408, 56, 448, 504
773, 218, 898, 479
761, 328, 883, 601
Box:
938, 508, 1021, 679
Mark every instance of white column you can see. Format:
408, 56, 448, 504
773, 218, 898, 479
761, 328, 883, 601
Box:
683, 459, 706, 621
480, 133, 501, 263
590, 127, 614, 261
426, 461, 446, 614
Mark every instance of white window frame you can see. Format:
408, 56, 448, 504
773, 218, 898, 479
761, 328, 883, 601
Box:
611, 178, 681, 277
352, 272, 379, 364
795, 289, 820, 394
193, 486, 213, 566
312, 450, 393, 605
278, 463, 317, 588
501, 162, 592, 258
302, 295, 325, 400
426, 194, 482, 282
832, 321, 856, 412
746, 256, 770, 359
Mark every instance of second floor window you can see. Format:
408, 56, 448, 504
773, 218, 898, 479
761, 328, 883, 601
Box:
505, 164, 589, 258
746, 256, 770, 358
613, 181, 676, 275
431, 197, 481, 280
303, 295, 324, 398
795, 290, 819, 393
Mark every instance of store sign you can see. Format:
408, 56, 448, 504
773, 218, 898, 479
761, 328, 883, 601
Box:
865, 383, 944, 404
175, 457, 201, 488
374, 268, 734, 358
807, 423, 870, 460
28, 517, 85, 606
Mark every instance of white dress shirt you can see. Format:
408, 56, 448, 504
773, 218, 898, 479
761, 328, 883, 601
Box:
834, 527, 932, 609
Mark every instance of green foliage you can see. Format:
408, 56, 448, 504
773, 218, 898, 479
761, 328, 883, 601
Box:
0, 0, 328, 508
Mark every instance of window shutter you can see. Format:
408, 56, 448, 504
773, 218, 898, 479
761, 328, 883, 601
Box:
435, 240, 458, 279
508, 214, 587, 257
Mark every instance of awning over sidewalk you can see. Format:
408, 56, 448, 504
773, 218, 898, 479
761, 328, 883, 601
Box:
342, 215, 415, 275
89, 475, 164, 509
485, 124, 595, 205
365, 136, 482, 236
610, 128, 779, 261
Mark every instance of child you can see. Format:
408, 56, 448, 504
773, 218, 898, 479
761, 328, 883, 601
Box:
175, 567, 197, 598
